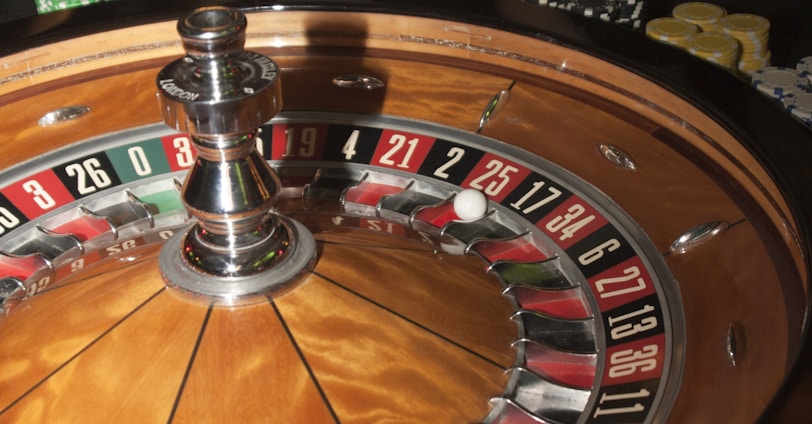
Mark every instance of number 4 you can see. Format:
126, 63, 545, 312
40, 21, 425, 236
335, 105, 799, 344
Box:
342, 130, 359, 160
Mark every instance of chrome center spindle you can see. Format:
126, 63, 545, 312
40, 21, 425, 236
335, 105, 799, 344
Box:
156, 6, 316, 304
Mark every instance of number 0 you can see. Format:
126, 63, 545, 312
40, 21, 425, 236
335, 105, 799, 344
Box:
128, 147, 153, 176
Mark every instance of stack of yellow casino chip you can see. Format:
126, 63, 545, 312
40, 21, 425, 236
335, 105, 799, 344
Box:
685, 31, 740, 71
672, 2, 727, 32
645, 17, 700, 48
719, 13, 772, 76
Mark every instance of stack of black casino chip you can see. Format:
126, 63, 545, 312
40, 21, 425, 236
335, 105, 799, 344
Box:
565, 0, 619, 21
535, 0, 568, 8
529, 0, 646, 29
615, 0, 646, 28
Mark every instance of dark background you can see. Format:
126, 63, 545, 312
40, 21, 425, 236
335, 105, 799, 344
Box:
2, 0, 809, 65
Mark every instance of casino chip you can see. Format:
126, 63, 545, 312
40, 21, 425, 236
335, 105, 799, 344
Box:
615, 0, 646, 28
567, 0, 618, 21
672, 2, 727, 32
37, 0, 107, 13
739, 52, 772, 77
646, 17, 699, 48
537, 0, 571, 8
782, 92, 812, 126
685, 32, 740, 71
798, 56, 812, 85
720, 13, 770, 37
752, 66, 811, 100
527, 0, 646, 28
720, 13, 772, 76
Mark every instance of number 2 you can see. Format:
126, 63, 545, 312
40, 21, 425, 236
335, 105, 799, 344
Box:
433, 147, 465, 179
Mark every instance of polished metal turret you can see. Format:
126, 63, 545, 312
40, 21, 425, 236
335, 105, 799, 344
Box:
157, 6, 316, 304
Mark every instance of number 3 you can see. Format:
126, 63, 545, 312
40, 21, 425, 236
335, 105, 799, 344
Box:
22, 180, 56, 210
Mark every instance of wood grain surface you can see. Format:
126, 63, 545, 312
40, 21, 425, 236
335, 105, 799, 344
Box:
0, 237, 513, 422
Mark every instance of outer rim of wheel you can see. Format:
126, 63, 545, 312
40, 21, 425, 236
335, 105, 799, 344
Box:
0, 2, 810, 422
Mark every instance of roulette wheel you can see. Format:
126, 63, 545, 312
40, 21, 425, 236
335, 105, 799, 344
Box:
1, 1, 811, 422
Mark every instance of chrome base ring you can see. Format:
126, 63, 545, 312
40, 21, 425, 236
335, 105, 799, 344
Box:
159, 216, 317, 306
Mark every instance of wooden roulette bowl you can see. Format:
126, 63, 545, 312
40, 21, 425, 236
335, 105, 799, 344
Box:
0, 1, 810, 422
